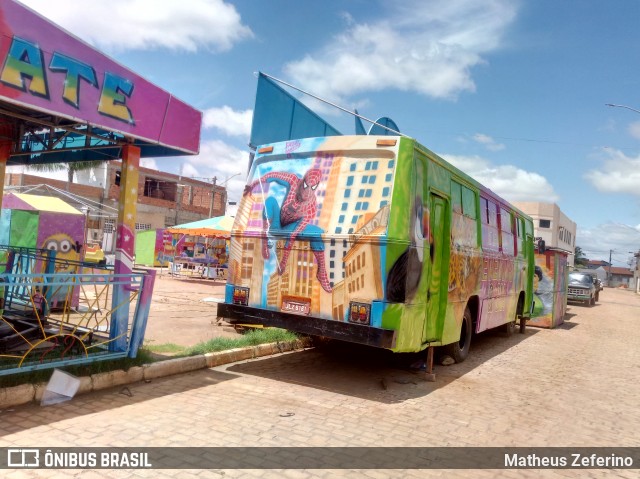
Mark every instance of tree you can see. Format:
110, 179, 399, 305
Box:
574, 246, 588, 267
28, 161, 103, 189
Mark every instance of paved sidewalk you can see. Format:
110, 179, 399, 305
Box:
0, 288, 639, 478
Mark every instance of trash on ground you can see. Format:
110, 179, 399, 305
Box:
41, 369, 81, 406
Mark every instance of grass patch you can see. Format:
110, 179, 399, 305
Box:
145, 343, 187, 355
184, 328, 299, 356
0, 349, 157, 389
0, 329, 301, 389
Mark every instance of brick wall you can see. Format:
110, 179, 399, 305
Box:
105, 163, 226, 217
5, 172, 104, 200
6, 163, 228, 226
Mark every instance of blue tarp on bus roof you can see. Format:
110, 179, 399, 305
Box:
250, 73, 342, 149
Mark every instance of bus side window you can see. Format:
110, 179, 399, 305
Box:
452, 181, 478, 248
461, 185, 477, 247
500, 207, 515, 256
461, 186, 476, 220
451, 182, 462, 214
516, 216, 524, 256
481, 197, 500, 252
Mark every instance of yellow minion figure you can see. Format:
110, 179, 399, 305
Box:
41, 233, 81, 265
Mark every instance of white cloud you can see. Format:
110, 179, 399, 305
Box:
181, 163, 200, 179
21, 0, 253, 52
472, 133, 505, 151
576, 223, 640, 266
628, 121, 640, 140
442, 154, 559, 202
585, 149, 640, 196
203, 106, 252, 138
140, 158, 158, 170
179, 139, 249, 201
284, 0, 517, 103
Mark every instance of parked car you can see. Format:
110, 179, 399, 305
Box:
567, 272, 597, 306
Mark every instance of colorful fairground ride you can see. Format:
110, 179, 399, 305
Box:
0, 245, 154, 376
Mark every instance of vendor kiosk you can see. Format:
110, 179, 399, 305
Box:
170, 234, 228, 280
528, 246, 569, 329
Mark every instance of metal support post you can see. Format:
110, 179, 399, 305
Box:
110, 144, 140, 352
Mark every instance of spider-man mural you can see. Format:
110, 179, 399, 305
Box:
244, 167, 332, 293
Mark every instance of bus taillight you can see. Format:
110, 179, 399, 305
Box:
232, 286, 249, 306
348, 301, 371, 325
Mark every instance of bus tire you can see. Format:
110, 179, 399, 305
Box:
443, 307, 472, 363
504, 295, 523, 336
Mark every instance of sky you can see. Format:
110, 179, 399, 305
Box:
13, 0, 640, 266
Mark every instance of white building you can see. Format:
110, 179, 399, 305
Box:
513, 202, 577, 266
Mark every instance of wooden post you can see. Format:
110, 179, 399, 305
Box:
423, 346, 436, 382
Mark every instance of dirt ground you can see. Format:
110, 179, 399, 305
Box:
142, 268, 239, 348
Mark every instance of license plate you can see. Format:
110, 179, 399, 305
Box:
282, 298, 310, 316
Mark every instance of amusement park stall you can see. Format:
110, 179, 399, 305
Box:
1, 192, 85, 255
165, 216, 233, 280
1, 192, 86, 308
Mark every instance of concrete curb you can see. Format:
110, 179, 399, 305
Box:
0, 338, 311, 409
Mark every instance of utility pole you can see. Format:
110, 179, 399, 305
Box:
174, 184, 183, 226
208, 176, 217, 218
608, 249, 613, 286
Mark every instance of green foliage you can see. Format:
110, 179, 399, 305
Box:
28, 160, 103, 184
574, 246, 588, 267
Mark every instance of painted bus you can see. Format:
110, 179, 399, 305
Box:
217, 135, 534, 363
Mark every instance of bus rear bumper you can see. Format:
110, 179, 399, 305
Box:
217, 303, 397, 349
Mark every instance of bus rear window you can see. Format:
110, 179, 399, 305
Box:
247, 152, 396, 238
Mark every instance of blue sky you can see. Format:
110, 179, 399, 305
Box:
17, 0, 640, 266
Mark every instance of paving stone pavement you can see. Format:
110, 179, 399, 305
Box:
0, 288, 639, 479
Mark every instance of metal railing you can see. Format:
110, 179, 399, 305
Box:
0, 245, 155, 376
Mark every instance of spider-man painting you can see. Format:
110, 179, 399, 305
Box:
244, 167, 332, 293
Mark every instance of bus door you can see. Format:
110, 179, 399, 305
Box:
423, 193, 447, 343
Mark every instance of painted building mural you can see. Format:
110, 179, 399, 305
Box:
226, 135, 534, 353
230, 137, 395, 319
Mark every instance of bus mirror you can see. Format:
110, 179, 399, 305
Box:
538, 239, 546, 253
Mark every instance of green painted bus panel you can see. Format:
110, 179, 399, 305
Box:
380, 137, 414, 339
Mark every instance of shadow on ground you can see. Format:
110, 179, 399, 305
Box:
0, 368, 239, 434
226, 326, 540, 404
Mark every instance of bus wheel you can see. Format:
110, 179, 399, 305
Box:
443, 307, 472, 363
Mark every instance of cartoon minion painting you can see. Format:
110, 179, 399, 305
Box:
41, 232, 81, 264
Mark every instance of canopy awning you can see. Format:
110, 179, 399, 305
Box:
0, 0, 201, 165
166, 216, 234, 237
